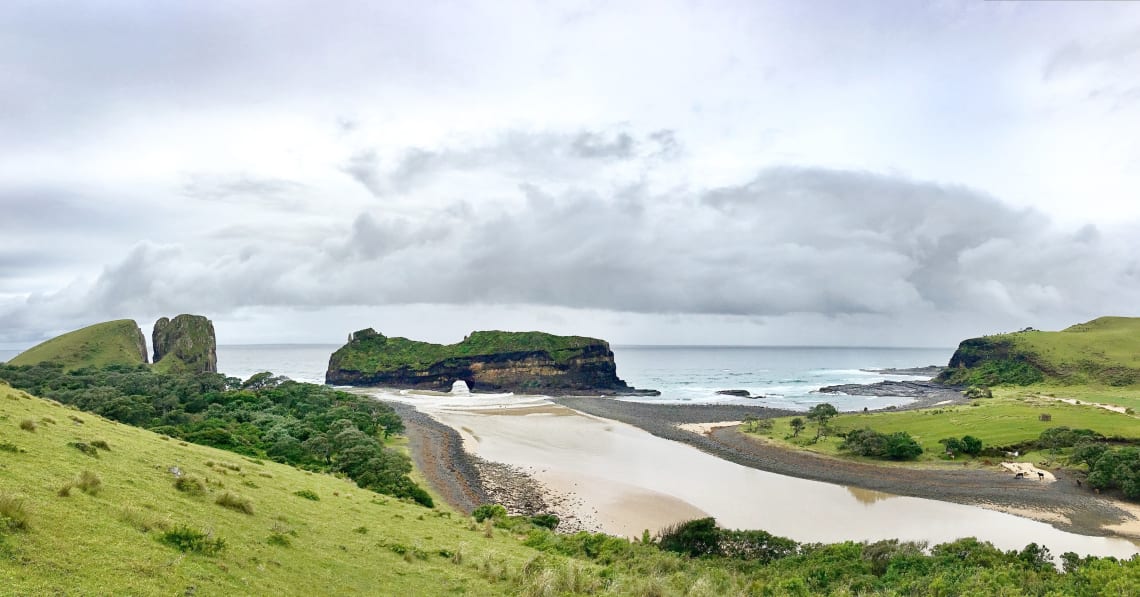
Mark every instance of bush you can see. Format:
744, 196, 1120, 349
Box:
293, 489, 320, 501
215, 492, 254, 515
529, 514, 560, 530
472, 504, 508, 522
658, 517, 722, 557
940, 435, 983, 457
18, 419, 36, 432
173, 476, 206, 495
1038, 427, 1102, 450
0, 494, 29, 532
160, 526, 225, 555
965, 386, 992, 399
841, 428, 924, 460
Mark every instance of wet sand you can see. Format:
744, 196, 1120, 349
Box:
391, 392, 1138, 557
555, 396, 1140, 541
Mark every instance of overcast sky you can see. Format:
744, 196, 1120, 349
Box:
2, 0, 1140, 348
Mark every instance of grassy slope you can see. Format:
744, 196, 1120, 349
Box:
331, 329, 604, 372
7, 320, 147, 371
0, 382, 545, 596
748, 393, 1140, 467
942, 316, 1140, 387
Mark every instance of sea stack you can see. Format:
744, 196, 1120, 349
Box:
326, 328, 654, 395
152, 314, 218, 374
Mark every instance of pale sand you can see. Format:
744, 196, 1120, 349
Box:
1103, 501, 1140, 540
1001, 462, 1056, 482
676, 421, 742, 435
414, 398, 1138, 557
1050, 397, 1130, 415
981, 504, 1073, 527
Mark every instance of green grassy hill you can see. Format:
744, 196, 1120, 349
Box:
938, 317, 1140, 387
0, 382, 544, 596
7, 320, 148, 371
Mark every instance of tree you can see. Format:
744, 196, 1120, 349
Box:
807, 403, 838, 438
790, 417, 805, 438
939, 437, 964, 456
960, 435, 983, 456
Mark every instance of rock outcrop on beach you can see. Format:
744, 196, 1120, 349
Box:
817, 380, 962, 401
152, 314, 218, 374
326, 328, 654, 395
935, 317, 1140, 387
7, 319, 149, 370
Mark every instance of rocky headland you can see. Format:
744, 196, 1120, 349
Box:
152, 314, 218, 374
326, 328, 656, 395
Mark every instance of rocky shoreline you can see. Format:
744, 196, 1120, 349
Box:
816, 380, 966, 405
552, 397, 1138, 538
386, 400, 589, 531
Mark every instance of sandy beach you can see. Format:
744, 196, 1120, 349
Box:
383, 390, 1140, 558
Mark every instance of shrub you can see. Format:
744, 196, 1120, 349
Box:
841, 428, 923, 460
0, 494, 29, 532
658, 517, 722, 557
160, 526, 225, 555
529, 514, 560, 530
173, 476, 206, 495
18, 419, 36, 432
472, 503, 507, 522
965, 386, 992, 399
215, 492, 254, 514
293, 489, 320, 501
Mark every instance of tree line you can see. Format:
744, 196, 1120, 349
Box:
0, 363, 432, 506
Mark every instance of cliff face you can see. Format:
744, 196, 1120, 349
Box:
152, 314, 218, 374
326, 329, 645, 394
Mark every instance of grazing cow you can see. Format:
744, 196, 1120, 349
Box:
1037, 472, 1045, 480
1015, 472, 1025, 479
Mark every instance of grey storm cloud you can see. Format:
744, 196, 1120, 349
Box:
7, 166, 1135, 345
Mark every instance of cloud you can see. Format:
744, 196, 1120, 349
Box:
181, 173, 306, 208
341, 150, 385, 197
7, 166, 1137, 345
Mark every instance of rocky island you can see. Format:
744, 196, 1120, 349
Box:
326, 328, 656, 395
152, 314, 218, 374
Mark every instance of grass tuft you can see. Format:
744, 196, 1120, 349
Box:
160, 526, 225, 555
75, 470, 103, 495
173, 475, 206, 495
90, 439, 111, 451
215, 492, 254, 515
292, 489, 320, 501
0, 494, 30, 532
69, 442, 99, 457
19, 418, 36, 432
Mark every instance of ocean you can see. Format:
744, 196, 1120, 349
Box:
1, 344, 952, 412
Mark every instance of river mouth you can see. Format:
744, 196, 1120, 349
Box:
376, 389, 1140, 559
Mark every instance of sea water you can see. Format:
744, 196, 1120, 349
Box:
214, 344, 952, 411
3, 344, 953, 412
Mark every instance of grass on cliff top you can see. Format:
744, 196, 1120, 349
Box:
151, 354, 195, 374
945, 316, 1140, 387
332, 329, 606, 372
7, 320, 147, 371
0, 381, 548, 596
746, 392, 1140, 467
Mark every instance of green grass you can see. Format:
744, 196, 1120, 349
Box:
330, 328, 605, 373
747, 393, 1140, 467
941, 316, 1140, 387
7, 320, 148, 371
0, 381, 559, 596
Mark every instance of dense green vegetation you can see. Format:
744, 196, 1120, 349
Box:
330, 328, 604, 373
0, 363, 430, 506
839, 428, 924, 460
8, 320, 148, 371
939, 317, 1140, 387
